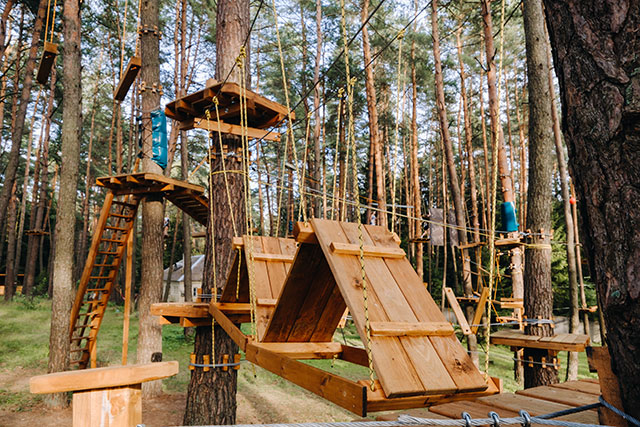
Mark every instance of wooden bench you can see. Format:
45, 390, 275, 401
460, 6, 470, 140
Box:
30, 361, 178, 427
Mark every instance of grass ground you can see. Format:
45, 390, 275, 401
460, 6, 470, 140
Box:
0, 297, 596, 424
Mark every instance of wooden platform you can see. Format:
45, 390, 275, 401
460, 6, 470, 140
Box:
377, 380, 600, 425
150, 301, 250, 326
490, 329, 590, 352
165, 81, 293, 133
96, 173, 209, 226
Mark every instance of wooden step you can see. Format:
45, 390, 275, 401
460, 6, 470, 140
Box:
86, 288, 110, 293
111, 200, 138, 208
104, 226, 128, 232
98, 251, 119, 255
89, 275, 114, 280
99, 238, 126, 244
94, 263, 116, 268
71, 336, 90, 342
108, 212, 134, 219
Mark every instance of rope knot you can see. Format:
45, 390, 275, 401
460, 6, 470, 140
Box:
337, 87, 345, 98
205, 109, 212, 119
398, 29, 405, 39
212, 96, 219, 106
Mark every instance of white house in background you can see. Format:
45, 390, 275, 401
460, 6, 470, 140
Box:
163, 254, 205, 302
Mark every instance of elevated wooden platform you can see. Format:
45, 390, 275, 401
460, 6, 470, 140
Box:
165, 81, 293, 135
96, 173, 209, 226
490, 329, 590, 352
377, 380, 600, 425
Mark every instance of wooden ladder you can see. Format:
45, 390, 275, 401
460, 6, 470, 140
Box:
68, 191, 140, 369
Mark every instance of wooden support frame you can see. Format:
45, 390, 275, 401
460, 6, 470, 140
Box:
369, 321, 455, 337
443, 287, 472, 335
186, 118, 281, 142
36, 41, 58, 85
329, 241, 406, 258
470, 286, 490, 334
114, 57, 142, 101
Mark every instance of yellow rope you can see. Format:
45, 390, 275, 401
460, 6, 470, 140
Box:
330, 88, 345, 220
205, 109, 217, 363
44, 0, 52, 44
390, 29, 405, 233
271, 0, 300, 236
299, 111, 313, 222
49, 0, 57, 43
120, 0, 130, 76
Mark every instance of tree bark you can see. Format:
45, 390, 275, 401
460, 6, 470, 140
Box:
0, 0, 46, 237
184, 0, 248, 423
522, 0, 558, 387
544, 0, 640, 415
361, 0, 386, 228
4, 182, 18, 300
431, 0, 477, 366
136, 0, 165, 398
46, 0, 81, 408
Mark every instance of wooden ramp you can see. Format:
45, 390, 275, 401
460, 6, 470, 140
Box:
206, 219, 496, 415
69, 174, 209, 368
219, 235, 297, 341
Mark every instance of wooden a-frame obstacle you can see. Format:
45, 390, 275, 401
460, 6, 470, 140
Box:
154, 219, 501, 416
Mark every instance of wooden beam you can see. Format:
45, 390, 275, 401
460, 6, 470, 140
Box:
586, 346, 625, 427
190, 118, 281, 142
256, 298, 277, 307
340, 345, 369, 367
443, 287, 472, 335
30, 361, 179, 394
329, 242, 406, 258
369, 321, 455, 337
251, 342, 342, 359
150, 302, 210, 318
252, 253, 295, 263
209, 303, 249, 351
470, 286, 490, 334
294, 221, 318, 243
245, 342, 366, 416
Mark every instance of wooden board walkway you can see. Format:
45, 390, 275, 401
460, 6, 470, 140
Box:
377, 380, 601, 425
490, 329, 590, 352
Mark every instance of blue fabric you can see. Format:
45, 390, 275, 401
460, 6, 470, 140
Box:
501, 201, 519, 232
151, 109, 168, 169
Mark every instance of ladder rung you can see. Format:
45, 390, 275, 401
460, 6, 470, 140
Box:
98, 251, 119, 255
105, 226, 127, 231
86, 288, 110, 292
94, 263, 116, 268
71, 336, 89, 342
69, 348, 87, 352
109, 212, 135, 219
100, 238, 126, 244
83, 299, 105, 305
112, 200, 137, 208
73, 324, 96, 329
69, 359, 86, 365
89, 275, 113, 280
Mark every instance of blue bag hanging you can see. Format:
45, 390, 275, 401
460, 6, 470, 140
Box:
501, 201, 519, 233
150, 109, 168, 169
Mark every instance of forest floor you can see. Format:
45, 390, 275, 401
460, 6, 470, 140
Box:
0, 297, 596, 426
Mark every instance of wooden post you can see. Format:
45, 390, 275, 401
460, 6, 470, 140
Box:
122, 230, 134, 365
587, 346, 625, 427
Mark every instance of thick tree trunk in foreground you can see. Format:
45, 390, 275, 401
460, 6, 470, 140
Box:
0, 0, 46, 242
522, 0, 557, 387
361, 0, 386, 228
431, 0, 477, 365
137, 0, 164, 398
46, 0, 82, 408
544, 0, 640, 416
184, 0, 248, 423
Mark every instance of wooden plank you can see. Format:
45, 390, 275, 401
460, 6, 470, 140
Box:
310, 219, 425, 397
340, 221, 459, 396
430, 400, 519, 420
253, 253, 295, 263
36, 41, 58, 85
478, 393, 599, 424
516, 385, 599, 407
114, 56, 141, 101
209, 303, 249, 351
190, 118, 281, 141
369, 321, 454, 337
294, 221, 318, 243
363, 223, 488, 394
586, 346, 625, 427
256, 298, 277, 306
491, 330, 589, 352
365, 377, 500, 412
329, 241, 405, 258
245, 342, 366, 416
30, 361, 178, 394
340, 345, 369, 367
73, 385, 142, 427
251, 342, 342, 359
443, 287, 472, 335
244, 236, 273, 340
219, 248, 250, 303
470, 286, 490, 334
150, 302, 211, 318
551, 380, 600, 395
376, 408, 453, 421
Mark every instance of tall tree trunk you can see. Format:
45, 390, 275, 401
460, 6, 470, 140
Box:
312, 0, 322, 218
181, 132, 192, 304
544, 0, 640, 415
431, 0, 477, 366
514, 80, 528, 229
23, 72, 55, 296
4, 182, 18, 300
410, 22, 423, 280
544, 26, 580, 381
46, 0, 81, 408
361, 0, 386, 228
480, 0, 525, 316
0, 0, 46, 235
137, 0, 165, 398
184, 0, 248, 423
522, 0, 557, 387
